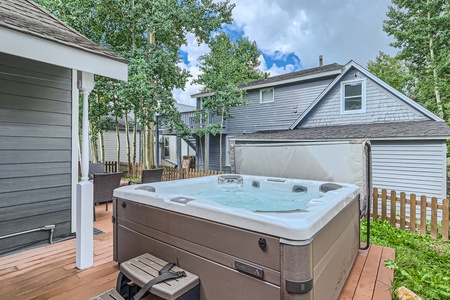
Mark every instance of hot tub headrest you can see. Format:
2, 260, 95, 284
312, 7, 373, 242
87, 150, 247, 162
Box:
320, 183, 342, 193
135, 185, 156, 192
292, 185, 307, 193
218, 175, 243, 185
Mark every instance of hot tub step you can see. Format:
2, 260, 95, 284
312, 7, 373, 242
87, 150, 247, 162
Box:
117, 253, 200, 300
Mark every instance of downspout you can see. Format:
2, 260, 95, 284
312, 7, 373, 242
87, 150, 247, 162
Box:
360, 140, 371, 250
0, 225, 55, 245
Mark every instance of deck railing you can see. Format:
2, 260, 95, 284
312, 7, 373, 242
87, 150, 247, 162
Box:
158, 110, 224, 133
372, 187, 449, 240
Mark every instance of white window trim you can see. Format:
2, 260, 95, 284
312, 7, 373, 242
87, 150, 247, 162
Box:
260, 87, 274, 103
163, 137, 170, 158
340, 78, 366, 114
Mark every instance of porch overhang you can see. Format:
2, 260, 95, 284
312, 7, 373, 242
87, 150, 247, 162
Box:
0, 27, 128, 81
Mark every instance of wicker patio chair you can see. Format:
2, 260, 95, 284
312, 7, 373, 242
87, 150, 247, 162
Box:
93, 172, 123, 221
129, 168, 164, 185
89, 162, 104, 179
142, 168, 164, 183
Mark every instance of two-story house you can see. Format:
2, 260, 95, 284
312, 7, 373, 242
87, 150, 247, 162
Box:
182, 61, 450, 199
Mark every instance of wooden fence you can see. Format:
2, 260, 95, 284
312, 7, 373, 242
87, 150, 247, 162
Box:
372, 187, 450, 240
103, 161, 224, 180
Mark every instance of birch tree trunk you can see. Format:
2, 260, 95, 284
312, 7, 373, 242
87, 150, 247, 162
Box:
99, 131, 105, 163
132, 121, 137, 165
89, 121, 98, 162
149, 122, 155, 167
125, 111, 132, 175
219, 105, 225, 172
427, 3, 444, 118
115, 114, 120, 172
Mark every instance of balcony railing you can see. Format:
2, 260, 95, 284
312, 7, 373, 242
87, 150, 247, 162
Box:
158, 111, 224, 134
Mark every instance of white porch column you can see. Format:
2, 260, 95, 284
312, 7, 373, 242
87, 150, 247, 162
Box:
76, 71, 94, 269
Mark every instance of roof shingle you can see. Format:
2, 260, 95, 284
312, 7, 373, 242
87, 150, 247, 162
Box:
240, 63, 343, 89
236, 120, 450, 141
0, 0, 127, 63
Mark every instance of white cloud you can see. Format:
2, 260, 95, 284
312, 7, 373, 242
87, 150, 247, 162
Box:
229, 0, 396, 68
173, 33, 210, 106
174, 0, 397, 102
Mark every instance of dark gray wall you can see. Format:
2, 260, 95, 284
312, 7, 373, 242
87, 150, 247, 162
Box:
0, 53, 73, 254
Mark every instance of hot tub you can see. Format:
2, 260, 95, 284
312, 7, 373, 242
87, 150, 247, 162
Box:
113, 175, 360, 300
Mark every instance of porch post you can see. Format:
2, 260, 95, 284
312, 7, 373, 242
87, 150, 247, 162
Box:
76, 71, 94, 269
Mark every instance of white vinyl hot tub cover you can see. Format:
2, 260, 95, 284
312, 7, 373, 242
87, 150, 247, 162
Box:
231, 140, 371, 214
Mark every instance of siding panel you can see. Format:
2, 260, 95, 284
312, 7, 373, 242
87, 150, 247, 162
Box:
300, 70, 429, 127
0, 186, 71, 208
0, 122, 71, 138
0, 150, 70, 164
227, 79, 333, 134
101, 130, 141, 162
0, 52, 72, 254
371, 140, 446, 199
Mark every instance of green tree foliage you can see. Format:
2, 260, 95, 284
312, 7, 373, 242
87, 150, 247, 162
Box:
36, 0, 234, 167
194, 32, 263, 170
367, 51, 416, 99
383, 0, 450, 120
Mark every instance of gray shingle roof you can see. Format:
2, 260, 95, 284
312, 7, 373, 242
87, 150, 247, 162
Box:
0, 0, 127, 63
240, 63, 343, 89
235, 120, 450, 141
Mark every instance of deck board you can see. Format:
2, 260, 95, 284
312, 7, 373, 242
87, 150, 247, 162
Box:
0, 204, 394, 300
339, 244, 395, 300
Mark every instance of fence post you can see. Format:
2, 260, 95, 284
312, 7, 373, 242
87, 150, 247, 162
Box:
390, 190, 397, 227
443, 199, 449, 241
400, 192, 406, 230
373, 188, 378, 221
420, 195, 427, 236
381, 189, 387, 221
410, 194, 416, 234
431, 197, 438, 239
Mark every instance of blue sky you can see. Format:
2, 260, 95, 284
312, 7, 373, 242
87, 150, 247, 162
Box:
173, 0, 397, 106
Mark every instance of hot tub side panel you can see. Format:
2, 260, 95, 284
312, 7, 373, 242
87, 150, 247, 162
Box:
312, 196, 360, 300
280, 195, 359, 300
113, 198, 282, 300
113, 194, 359, 300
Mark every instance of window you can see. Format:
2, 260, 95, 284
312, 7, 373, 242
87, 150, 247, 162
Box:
260, 88, 274, 103
164, 137, 170, 158
341, 79, 366, 113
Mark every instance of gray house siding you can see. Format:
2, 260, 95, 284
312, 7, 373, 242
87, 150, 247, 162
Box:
300, 70, 429, 128
206, 134, 229, 171
371, 140, 446, 199
199, 78, 335, 171
226, 79, 333, 134
0, 53, 72, 254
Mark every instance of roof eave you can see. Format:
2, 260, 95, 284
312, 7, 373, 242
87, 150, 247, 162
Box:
232, 136, 450, 143
0, 27, 128, 81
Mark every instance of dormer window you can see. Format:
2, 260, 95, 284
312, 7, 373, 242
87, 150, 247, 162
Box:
260, 88, 274, 103
341, 79, 366, 114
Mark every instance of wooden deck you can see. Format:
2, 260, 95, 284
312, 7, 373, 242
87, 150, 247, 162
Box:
0, 204, 394, 299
